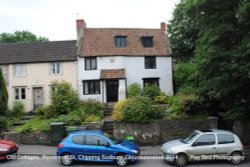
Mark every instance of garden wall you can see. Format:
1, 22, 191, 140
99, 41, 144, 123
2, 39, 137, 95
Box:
4, 132, 51, 145
113, 117, 218, 145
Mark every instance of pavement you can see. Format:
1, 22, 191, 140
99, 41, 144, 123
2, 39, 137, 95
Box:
18, 144, 162, 156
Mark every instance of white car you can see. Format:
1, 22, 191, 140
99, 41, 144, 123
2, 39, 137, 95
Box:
161, 129, 244, 166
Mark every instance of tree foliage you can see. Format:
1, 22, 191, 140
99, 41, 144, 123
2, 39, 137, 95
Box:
169, 0, 250, 121
0, 68, 8, 115
0, 31, 48, 43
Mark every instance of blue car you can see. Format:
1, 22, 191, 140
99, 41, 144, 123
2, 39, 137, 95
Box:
57, 130, 140, 166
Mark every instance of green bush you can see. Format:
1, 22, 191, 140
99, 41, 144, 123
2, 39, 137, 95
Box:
50, 80, 80, 116
9, 101, 25, 117
154, 93, 169, 104
128, 83, 142, 97
82, 115, 101, 125
0, 116, 7, 129
142, 85, 161, 100
165, 93, 203, 120
0, 68, 8, 115
80, 99, 104, 118
112, 99, 131, 121
124, 96, 161, 123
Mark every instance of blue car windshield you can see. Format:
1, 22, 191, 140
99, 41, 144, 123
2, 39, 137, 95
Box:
180, 132, 198, 144
103, 133, 121, 144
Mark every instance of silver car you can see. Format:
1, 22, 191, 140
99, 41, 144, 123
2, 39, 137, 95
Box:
161, 129, 244, 166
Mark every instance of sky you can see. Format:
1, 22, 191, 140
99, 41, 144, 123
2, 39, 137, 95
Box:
0, 0, 180, 41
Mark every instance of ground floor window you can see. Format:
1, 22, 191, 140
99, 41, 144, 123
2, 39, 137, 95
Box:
14, 87, 26, 100
83, 80, 100, 95
143, 78, 159, 87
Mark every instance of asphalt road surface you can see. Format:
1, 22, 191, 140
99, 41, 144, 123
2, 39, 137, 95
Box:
0, 158, 250, 167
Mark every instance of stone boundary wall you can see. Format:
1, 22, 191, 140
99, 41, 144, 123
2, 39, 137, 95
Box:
4, 132, 51, 145
113, 117, 218, 145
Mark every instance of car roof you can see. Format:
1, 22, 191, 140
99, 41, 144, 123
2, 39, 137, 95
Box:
194, 129, 234, 135
69, 130, 104, 136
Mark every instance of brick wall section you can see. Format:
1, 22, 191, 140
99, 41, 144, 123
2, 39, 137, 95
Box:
114, 117, 218, 145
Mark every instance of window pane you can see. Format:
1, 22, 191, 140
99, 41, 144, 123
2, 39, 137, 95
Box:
91, 58, 96, 69
194, 134, 215, 146
115, 36, 126, 47
72, 135, 84, 145
21, 88, 26, 99
15, 89, 19, 100
86, 135, 107, 146
57, 63, 61, 74
85, 59, 91, 70
145, 57, 156, 69
218, 134, 234, 144
84, 82, 89, 95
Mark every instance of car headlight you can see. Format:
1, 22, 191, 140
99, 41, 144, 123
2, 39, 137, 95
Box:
130, 149, 138, 154
0, 148, 9, 152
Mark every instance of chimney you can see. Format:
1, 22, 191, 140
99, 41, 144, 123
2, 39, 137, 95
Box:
76, 19, 86, 55
160, 22, 166, 31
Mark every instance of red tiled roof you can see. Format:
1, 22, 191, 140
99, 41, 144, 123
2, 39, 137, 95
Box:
100, 69, 126, 79
79, 28, 171, 57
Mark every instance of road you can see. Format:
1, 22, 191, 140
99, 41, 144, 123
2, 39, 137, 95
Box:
0, 157, 250, 167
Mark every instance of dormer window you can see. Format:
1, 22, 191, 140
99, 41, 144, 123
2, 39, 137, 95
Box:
141, 37, 153, 47
115, 36, 127, 48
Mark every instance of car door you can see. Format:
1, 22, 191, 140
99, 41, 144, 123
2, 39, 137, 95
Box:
84, 134, 116, 161
69, 135, 88, 160
188, 134, 217, 157
216, 134, 235, 155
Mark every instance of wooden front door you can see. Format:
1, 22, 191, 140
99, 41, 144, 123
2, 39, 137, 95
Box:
106, 80, 119, 102
33, 87, 44, 109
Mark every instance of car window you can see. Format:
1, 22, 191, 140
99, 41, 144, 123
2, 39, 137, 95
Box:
218, 134, 234, 144
72, 135, 84, 145
193, 134, 215, 146
86, 135, 108, 146
180, 132, 199, 144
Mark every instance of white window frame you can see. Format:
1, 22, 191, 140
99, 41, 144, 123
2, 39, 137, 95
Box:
14, 87, 26, 100
14, 64, 26, 77
50, 62, 62, 75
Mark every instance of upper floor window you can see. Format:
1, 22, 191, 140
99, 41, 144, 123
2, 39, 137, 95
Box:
14, 87, 26, 100
14, 64, 26, 77
115, 36, 127, 48
85, 57, 97, 70
145, 56, 156, 69
50, 62, 61, 75
141, 37, 153, 47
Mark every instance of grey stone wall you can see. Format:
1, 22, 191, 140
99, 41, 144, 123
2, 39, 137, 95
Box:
114, 117, 218, 145
0, 65, 9, 86
4, 132, 51, 145
233, 120, 250, 145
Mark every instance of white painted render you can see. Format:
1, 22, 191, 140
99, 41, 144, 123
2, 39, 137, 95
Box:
7, 61, 77, 112
78, 56, 173, 102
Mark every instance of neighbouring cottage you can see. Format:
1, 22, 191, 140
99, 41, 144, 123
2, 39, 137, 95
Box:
76, 19, 174, 103
0, 40, 77, 112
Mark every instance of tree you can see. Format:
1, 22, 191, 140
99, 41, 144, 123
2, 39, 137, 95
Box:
167, 0, 200, 61
186, 0, 250, 121
0, 68, 8, 115
0, 31, 48, 43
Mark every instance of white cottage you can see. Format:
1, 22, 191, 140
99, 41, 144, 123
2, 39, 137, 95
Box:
76, 19, 173, 103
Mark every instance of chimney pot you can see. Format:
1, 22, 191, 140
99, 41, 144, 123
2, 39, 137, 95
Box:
76, 19, 86, 30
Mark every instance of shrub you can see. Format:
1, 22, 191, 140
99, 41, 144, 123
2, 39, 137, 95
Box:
127, 83, 142, 97
50, 80, 80, 116
9, 101, 25, 117
142, 85, 161, 100
154, 92, 169, 104
80, 99, 104, 118
0, 116, 7, 129
82, 115, 101, 125
122, 96, 158, 123
112, 99, 131, 121
0, 68, 8, 115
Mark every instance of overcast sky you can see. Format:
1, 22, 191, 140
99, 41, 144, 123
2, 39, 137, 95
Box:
0, 0, 180, 41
